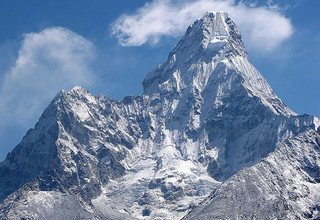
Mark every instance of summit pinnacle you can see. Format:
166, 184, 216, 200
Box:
0, 12, 319, 220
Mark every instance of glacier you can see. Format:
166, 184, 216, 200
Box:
0, 12, 319, 220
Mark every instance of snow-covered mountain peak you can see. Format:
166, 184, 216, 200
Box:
1, 12, 319, 220
173, 11, 246, 57
142, 12, 292, 117
63, 86, 93, 99
190, 11, 232, 45
54, 86, 97, 107
69, 85, 88, 93
142, 12, 250, 97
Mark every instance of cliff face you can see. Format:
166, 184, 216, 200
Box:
0, 12, 319, 220
184, 129, 320, 220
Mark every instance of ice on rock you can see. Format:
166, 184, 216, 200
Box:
1, 12, 319, 220
314, 117, 320, 131
184, 130, 320, 220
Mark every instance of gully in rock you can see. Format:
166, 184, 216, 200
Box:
0, 12, 319, 220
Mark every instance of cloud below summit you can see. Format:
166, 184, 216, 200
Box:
112, 0, 293, 52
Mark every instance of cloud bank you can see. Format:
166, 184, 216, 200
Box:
112, 0, 293, 51
0, 27, 95, 129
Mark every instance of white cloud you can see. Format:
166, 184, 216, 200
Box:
0, 27, 95, 128
112, 0, 293, 51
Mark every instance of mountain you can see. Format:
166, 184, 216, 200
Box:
0, 12, 319, 219
184, 129, 320, 219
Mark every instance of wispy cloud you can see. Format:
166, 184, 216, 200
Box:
112, 0, 293, 52
0, 27, 95, 129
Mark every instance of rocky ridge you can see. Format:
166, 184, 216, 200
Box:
0, 12, 319, 219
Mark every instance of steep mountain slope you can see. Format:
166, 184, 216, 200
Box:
0, 12, 319, 219
184, 129, 320, 220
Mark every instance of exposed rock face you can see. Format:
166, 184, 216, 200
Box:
184, 130, 320, 220
0, 12, 319, 220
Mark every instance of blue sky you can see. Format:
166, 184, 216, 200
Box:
0, 0, 319, 160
